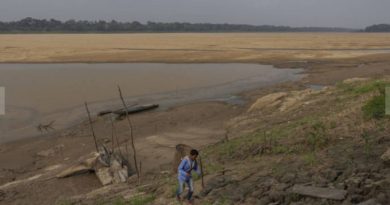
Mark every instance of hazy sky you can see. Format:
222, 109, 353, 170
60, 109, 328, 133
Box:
1, 0, 389, 28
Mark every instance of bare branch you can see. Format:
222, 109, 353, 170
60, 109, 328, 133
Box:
85, 102, 99, 152
117, 85, 140, 185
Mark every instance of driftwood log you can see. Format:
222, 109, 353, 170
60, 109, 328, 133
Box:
115, 104, 159, 120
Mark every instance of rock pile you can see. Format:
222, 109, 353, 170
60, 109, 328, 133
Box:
57, 146, 133, 186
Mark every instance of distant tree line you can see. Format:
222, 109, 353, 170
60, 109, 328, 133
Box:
365, 24, 390, 32
0, 17, 359, 33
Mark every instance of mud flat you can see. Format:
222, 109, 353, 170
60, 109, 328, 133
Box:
0, 63, 303, 142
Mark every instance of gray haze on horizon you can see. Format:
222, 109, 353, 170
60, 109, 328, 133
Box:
1, 0, 389, 28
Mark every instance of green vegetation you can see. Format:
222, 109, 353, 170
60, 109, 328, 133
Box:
362, 92, 386, 119
306, 121, 328, 151
336, 79, 389, 119
365, 24, 390, 32
0, 17, 357, 33
303, 152, 318, 166
361, 130, 374, 156
338, 80, 388, 96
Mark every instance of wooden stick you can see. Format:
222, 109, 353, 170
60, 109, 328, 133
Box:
139, 161, 142, 184
109, 114, 115, 153
199, 156, 205, 189
118, 85, 140, 185
224, 125, 231, 142
85, 102, 99, 152
224, 130, 229, 142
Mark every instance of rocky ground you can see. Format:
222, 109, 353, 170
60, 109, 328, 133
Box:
46, 76, 390, 205
195, 78, 390, 205
151, 77, 390, 205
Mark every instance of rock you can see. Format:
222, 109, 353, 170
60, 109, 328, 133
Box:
376, 193, 387, 204
313, 176, 328, 187
56, 164, 92, 178
56, 152, 99, 178
280, 173, 296, 183
256, 196, 271, 205
95, 167, 113, 186
356, 198, 380, 205
362, 179, 375, 195
268, 190, 285, 202
291, 185, 347, 200
342, 78, 370, 84
350, 194, 365, 204
346, 176, 363, 194
289, 202, 305, 205
274, 183, 290, 191
111, 159, 128, 183
380, 148, 390, 164
251, 189, 265, 198
200, 175, 233, 197
323, 169, 342, 182
57, 149, 131, 186
98, 146, 111, 166
248, 92, 287, 112
335, 182, 346, 190
245, 198, 257, 204
0, 190, 5, 201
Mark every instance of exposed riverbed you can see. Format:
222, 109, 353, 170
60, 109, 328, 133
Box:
0, 63, 303, 142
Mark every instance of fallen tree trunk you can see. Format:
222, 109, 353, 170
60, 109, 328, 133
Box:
115, 104, 159, 119
97, 110, 113, 117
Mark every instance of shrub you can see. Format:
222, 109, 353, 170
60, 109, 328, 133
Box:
306, 121, 327, 151
362, 90, 386, 120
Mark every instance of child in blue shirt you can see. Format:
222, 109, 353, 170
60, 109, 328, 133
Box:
176, 149, 201, 204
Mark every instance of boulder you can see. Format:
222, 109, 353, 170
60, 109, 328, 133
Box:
57, 148, 131, 186
111, 159, 128, 183
291, 185, 347, 200
380, 148, 390, 164
95, 167, 113, 186
248, 92, 287, 112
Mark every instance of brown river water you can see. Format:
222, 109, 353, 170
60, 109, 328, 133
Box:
0, 63, 304, 142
